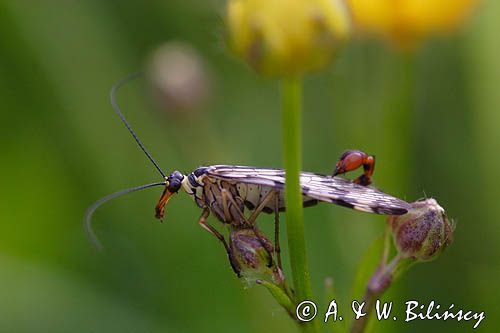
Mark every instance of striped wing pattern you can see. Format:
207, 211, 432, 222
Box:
205, 165, 411, 215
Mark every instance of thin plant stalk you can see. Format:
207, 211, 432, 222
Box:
350, 225, 394, 333
281, 77, 320, 333
350, 225, 413, 333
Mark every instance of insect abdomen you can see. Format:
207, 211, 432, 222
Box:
236, 183, 317, 213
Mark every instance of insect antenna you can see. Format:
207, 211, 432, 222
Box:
110, 72, 167, 178
84, 181, 167, 250
85, 74, 170, 250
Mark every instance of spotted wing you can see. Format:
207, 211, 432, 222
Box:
206, 165, 410, 215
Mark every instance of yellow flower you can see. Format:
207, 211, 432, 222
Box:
226, 0, 350, 76
348, 0, 479, 50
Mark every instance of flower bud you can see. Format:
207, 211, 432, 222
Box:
347, 0, 478, 50
146, 42, 211, 116
226, 0, 350, 76
229, 228, 284, 285
388, 198, 454, 262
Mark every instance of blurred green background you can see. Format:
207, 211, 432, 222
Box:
0, 1, 498, 332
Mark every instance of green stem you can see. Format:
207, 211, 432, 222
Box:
281, 77, 320, 333
257, 279, 296, 319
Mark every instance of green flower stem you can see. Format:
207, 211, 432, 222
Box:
281, 77, 320, 333
257, 279, 296, 319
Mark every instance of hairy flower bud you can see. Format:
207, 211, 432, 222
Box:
389, 198, 454, 262
226, 0, 350, 76
229, 228, 284, 284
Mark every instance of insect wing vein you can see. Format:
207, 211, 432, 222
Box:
206, 165, 410, 215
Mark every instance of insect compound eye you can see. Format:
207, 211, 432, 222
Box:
172, 170, 184, 180
167, 171, 184, 193
167, 179, 181, 193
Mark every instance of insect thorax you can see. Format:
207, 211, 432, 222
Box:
181, 167, 284, 225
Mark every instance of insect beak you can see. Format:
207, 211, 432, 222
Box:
155, 187, 174, 221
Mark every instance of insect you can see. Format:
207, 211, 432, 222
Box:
85, 74, 411, 274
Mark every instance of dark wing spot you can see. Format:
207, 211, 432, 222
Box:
303, 199, 318, 208
329, 189, 348, 195
373, 206, 408, 215
332, 199, 355, 210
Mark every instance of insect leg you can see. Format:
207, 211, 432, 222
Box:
220, 188, 233, 222
198, 207, 241, 276
248, 189, 277, 224
274, 194, 282, 270
245, 190, 282, 267
250, 226, 276, 269
220, 189, 274, 267
221, 188, 250, 225
198, 208, 229, 251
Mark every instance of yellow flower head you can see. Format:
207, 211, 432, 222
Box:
348, 0, 479, 50
226, 0, 350, 76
